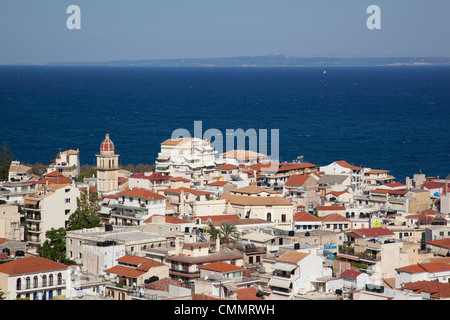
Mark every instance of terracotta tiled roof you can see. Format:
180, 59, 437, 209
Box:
318, 206, 346, 211
402, 280, 450, 299
117, 188, 166, 200
207, 181, 232, 187
217, 164, 238, 170
335, 160, 362, 171
130, 173, 172, 180
277, 250, 309, 264
0, 257, 68, 275
221, 194, 292, 206
145, 277, 184, 291
427, 238, 450, 249
340, 269, 363, 279
284, 175, 311, 187
104, 265, 145, 278
293, 211, 321, 222
191, 293, 221, 300
321, 213, 351, 222
145, 215, 191, 224
230, 185, 277, 195
199, 261, 244, 273
396, 262, 450, 274
162, 187, 213, 196
348, 227, 394, 239
235, 287, 263, 300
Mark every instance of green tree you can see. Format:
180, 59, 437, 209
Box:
0, 142, 13, 181
67, 189, 102, 231
207, 223, 220, 241
77, 165, 97, 182
37, 228, 69, 263
219, 223, 239, 244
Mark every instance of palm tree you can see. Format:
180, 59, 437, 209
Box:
207, 223, 220, 241
219, 223, 238, 244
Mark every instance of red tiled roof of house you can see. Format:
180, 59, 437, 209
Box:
335, 160, 363, 171
37, 174, 72, 185
370, 188, 407, 195
318, 206, 346, 211
162, 187, 213, 196
0, 257, 68, 275
145, 215, 191, 224
145, 277, 184, 291
199, 261, 244, 273
329, 191, 350, 197
284, 174, 311, 187
235, 287, 263, 300
207, 181, 232, 187
130, 172, 172, 180
396, 262, 450, 274
170, 176, 191, 182
321, 213, 351, 222
348, 227, 394, 239
104, 265, 146, 278
117, 188, 166, 200
277, 251, 309, 264
340, 269, 363, 279
293, 211, 321, 222
427, 238, 450, 249
402, 280, 450, 299
384, 182, 407, 188
191, 293, 221, 300
217, 164, 238, 170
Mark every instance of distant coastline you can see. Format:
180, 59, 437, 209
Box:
7, 55, 450, 68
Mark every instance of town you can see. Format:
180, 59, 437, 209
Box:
0, 132, 449, 301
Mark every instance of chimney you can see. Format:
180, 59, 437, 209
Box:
215, 235, 220, 252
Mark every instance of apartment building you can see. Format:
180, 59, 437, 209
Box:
23, 183, 80, 249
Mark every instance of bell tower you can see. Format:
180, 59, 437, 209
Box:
96, 133, 119, 195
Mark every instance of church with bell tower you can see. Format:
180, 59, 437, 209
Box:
96, 132, 119, 195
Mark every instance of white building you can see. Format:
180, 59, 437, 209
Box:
320, 160, 363, 194
47, 149, 81, 178
0, 256, 71, 300
23, 183, 80, 249
268, 250, 330, 297
155, 137, 221, 183
108, 188, 166, 226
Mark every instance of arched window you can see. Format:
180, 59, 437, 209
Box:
266, 212, 272, 222
57, 273, 63, 285
49, 274, 54, 286
33, 276, 38, 288
16, 278, 21, 290
42, 275, 47, 287
26, 277, 31, 289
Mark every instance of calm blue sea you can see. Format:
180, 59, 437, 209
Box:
0, 65, 449, 182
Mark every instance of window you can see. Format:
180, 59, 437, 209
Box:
26, 277, 30, 289
33, 276, 38, 288
65, 198, 70, 204
42, 275, 47, 287
16, 278, 21, 290
65, 188, 70, 193
65, 209, 70, 215
49, 274, 54, 286
57, 273, 63, 285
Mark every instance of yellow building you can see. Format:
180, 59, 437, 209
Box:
96, 133, 119, 195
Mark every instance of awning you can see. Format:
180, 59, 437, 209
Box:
223, 282, 238, 291
271, 262, 297, 272
438, 248, 449, 256
268, 277, 292, 290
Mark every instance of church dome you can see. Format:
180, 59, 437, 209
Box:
100, 133, 115, 154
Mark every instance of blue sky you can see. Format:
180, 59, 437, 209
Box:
1, 0, 450, 64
